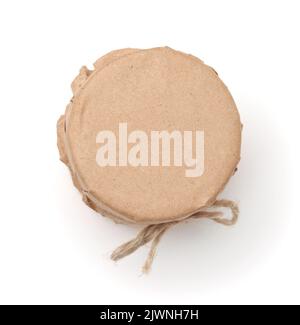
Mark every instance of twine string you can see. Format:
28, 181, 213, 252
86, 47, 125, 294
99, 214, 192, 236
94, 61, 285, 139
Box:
111, 199, 239, 273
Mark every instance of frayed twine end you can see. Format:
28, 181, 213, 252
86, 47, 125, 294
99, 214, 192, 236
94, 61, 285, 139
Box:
111, 199, 239, 274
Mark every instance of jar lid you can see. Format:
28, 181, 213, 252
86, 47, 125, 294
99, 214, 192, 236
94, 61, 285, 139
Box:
57, 47, 241, 225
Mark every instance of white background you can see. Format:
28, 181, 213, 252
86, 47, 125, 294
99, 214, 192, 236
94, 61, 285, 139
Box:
0, 0, 299, 305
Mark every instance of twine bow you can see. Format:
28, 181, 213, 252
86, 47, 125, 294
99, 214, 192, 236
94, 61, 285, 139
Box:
111, 199, 239, 273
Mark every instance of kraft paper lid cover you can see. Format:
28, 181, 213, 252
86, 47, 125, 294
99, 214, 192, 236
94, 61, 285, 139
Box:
59, 47, 241, 224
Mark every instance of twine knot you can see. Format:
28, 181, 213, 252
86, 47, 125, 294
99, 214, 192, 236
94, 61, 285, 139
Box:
111, 199, 239, 273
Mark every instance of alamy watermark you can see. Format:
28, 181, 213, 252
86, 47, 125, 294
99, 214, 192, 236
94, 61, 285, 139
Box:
96, 122, 204, 177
